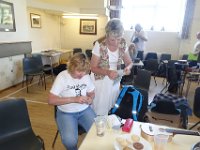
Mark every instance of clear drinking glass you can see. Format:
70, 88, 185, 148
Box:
94, 116, 107, 137
154, 134, 169, 150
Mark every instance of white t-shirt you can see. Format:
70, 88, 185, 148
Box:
131, 30, 147, 51
50, 70, 95, 113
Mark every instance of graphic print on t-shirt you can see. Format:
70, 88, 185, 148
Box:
75, 88, 81, 96
66, 84, 87, 96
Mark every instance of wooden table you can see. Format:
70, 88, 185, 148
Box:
79, 121, 199, 150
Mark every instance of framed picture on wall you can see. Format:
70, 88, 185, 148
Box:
80, 19, 97, 35
30, 13, 41, 28
0, 1, 16, 32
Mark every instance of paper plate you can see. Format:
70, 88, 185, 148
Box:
114, 134, 152, 150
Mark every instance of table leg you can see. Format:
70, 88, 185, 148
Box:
49, 56, 54, 81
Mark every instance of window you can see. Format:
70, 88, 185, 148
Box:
121, 0, 186, 32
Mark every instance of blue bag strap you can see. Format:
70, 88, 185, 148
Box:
128, 88, 143, 121
129, 91, 139, 120
111, 86, 129, 113
137, 93, 143, 113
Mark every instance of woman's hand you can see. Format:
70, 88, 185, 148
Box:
76, 96, 91, 104
86, 97, 93, 105
107, 70, 118, 80
123, 67, 131, 75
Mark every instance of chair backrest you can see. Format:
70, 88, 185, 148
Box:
193, 87, 200, 118
85, 49, 92, 60
160, 53, 171, 62
167, 60, 177, 68
182, 54, 188, 60
134, 69, 151, 91
136, 51, 144, 60
144, 59, 159, 72
73, 48, 82, 55
23, 57, 43, 74
32, 53, 43, 66
0, 99, 31, 140
145, 52, 158, 60
167, 67, 178, 83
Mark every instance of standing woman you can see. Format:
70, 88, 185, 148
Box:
193, 32, 200, 62
91, 18, 133, 115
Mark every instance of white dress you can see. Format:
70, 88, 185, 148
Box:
91, 42, 121, 116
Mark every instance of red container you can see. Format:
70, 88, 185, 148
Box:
122, 118, 133, 133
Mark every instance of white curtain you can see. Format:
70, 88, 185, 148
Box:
180, 0, 196, 39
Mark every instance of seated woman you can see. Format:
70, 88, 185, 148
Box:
48, 53, 96, 150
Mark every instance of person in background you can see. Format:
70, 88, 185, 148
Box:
192, 31, 200, 63
131, 24, 148, 53
186, 31, 200, 72
128, 43, 138, 61
90, 18, 133, 116
48, 53, 96, 150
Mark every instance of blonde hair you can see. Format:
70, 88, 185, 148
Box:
129, 43, 136, 51
68, 53, 90, 74
128, 43, 137, 59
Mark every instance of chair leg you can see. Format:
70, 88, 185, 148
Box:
37, 135, 45, 150
162, 77, 166, 85
153, 76, 157, 86
26, 75, 29, 93
43, 74, 46, 90
22, 75, 25, 87
38, 75, 43, 86
30, 76, 34, 84
185, 79, 191, 97
189, 121, 200, 130
52, 130, 59, 148
160, 82, 169, 93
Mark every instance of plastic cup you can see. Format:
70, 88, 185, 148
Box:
154, 134, 169, 150
94, 116, 107, 137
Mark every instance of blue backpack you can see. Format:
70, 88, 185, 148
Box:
111, 86, 145, 121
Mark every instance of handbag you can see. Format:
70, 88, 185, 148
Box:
132, 37, 139, 43
145, 110, 181, 128
145, 100, 182, 128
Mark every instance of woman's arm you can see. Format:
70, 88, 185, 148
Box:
86, 90, 95, 104
123, 52, 133, 75
48, 93, 91, 105
137, 31, 148, 41
91, 54, 118, 80
91, 54, 108, 76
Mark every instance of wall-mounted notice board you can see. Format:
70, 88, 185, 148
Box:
0, 41, 32, 58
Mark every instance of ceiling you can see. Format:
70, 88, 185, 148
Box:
26, 0, 108, 16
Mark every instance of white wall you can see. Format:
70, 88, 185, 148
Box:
0, 0, 28, 91
0, 2, 61, 90
27, 8, 61, 52
124, 30, 181, 59
60, 16, 108, 51
0, 0, 28, 42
